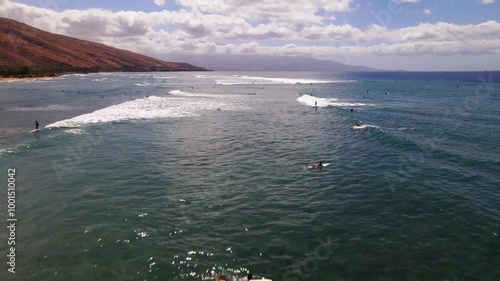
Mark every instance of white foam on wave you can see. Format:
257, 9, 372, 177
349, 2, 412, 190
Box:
216, 77, 337, 85
59, 74, 86, 78
215, 81, 244, 85
194, 74, 351, 85
45, 93, 247, 128
169, 90, 229, 98
92, 77, 116, 82
0, 148, 17, 156
153, 76, 174, 79
0, 143, 31, 157
297, 94, 370, 108
65, 129, 87, 135
297, 94, 338, 107
193, 74, 217, 79
352, 124, 379, 130
238, 75, 347, 84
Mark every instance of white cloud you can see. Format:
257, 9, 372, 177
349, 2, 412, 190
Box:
154, 0, 166, 7
0, 0, 499, 69
479, 0, 494, 4
146, 38, 500, 61
394, 0, 420, 3
423, 9, 431, 14
384, 21, 500, 42
174, 0, 353, 25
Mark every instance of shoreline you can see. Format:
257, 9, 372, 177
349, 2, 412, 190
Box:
0, 76, 56, 83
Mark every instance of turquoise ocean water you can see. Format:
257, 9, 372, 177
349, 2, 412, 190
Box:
0, 71, 499, 281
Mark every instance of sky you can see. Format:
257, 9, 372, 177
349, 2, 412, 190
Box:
1, 0, 499, 71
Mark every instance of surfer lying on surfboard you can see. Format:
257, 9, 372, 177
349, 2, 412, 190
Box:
308, 161, 331, 169
309, 161, 323, 168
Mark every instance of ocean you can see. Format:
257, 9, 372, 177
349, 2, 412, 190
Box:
0, 71, 499, 281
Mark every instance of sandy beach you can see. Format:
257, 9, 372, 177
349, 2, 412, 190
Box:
0, 76, 55, 82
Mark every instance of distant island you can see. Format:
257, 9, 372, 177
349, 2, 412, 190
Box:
0, 17, 207, 78
160, 54, 382, 72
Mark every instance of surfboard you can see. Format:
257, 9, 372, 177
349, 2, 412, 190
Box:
308, 163, 330, 169
352, 125, 366, 129
30, 129, 40, 133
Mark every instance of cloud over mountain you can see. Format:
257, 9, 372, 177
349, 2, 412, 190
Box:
0, 0, 499, 70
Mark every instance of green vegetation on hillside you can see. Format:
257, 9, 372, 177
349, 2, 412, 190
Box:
0, 65, 101, 77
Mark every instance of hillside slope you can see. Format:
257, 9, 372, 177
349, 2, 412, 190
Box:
0, 17, 206, 75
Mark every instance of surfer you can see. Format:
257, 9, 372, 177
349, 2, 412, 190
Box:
315, 101, 317, 106
35, 121, 39, 130
238, 274, 252, 281
355, 122, 361, 126
310, 161, 323, 168
350, 108, 353, 112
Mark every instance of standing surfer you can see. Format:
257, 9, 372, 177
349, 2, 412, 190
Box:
35, 120, 39, 130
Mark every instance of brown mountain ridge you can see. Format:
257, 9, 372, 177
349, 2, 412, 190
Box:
0, 17, 207, 76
